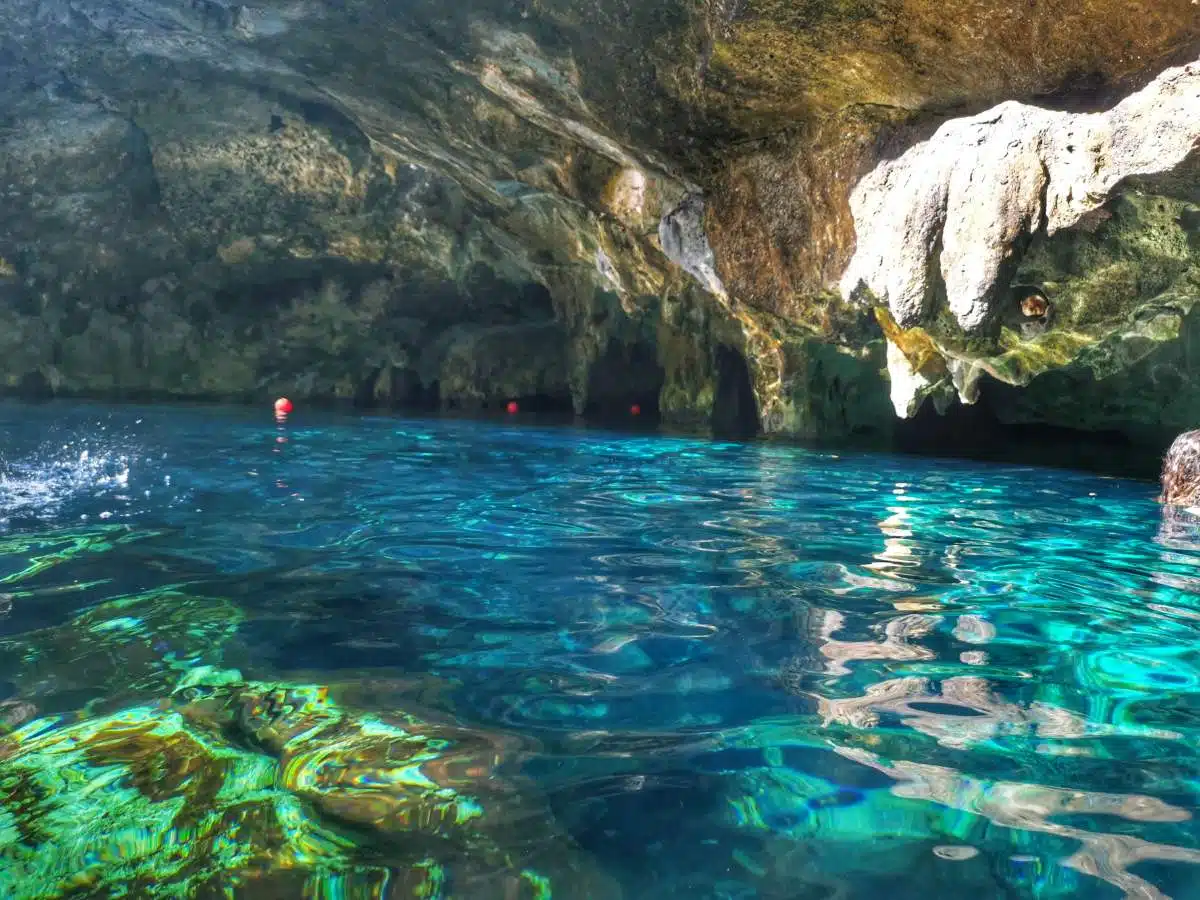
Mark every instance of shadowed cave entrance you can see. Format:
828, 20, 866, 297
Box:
893, 380, 1162, 480
584, 340, 665, 425
711, 345, 759, 439
483, 393, 575, 414
356, 367, 440, 411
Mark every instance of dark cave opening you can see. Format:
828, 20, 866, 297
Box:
355, 367, 440, 411
893, 382, 1163, 481
488, 392, 575, 415
583, 340, 665, 425
438, 390, 575, 417
711, 344, 758, 440
417, 378, 441, 410
14, 370, 53, 401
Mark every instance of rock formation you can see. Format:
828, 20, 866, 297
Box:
0, 668, 619, 898
0, 576, 617, 897
0, 0, 1197, 448
840, 58, 1200, 425
842, 61, 1200, 334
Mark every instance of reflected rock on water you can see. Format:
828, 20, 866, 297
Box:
1155, 505, 1200, 554
812, 675, 1182, 749
0, 667, 619, 899
834, 746, 1200, 900
711, 731, 1200, 899
1150, 506, 1200, 608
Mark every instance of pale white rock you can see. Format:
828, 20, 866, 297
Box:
841, 58, 1200, 332
606, 167, 648, 223
885, 340, 934, 419
658, 193, 728, 299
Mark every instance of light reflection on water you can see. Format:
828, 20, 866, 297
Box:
0, 400, 1198, 898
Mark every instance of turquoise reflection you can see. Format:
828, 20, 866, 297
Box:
0, 400, 1198, 897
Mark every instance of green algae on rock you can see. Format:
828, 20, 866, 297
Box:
835, 56, 1200, 439
0, 705, 372, 899
844, 158, 1200, 439
0, 585, 244, 723
0, 668, 619, 899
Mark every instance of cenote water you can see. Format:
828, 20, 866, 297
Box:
3, 400, 1200, 899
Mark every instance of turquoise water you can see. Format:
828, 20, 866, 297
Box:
1, 400, 1199, 898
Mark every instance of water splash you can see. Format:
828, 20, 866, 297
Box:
0, 439, 137, 525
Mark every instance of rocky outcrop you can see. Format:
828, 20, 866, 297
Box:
0, 0, 702, 420
0, 0, 1197, 448
837, 57, 1200, 434
841, 59, 1200, 334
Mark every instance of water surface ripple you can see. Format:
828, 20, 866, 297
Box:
1, 401, 1198, 899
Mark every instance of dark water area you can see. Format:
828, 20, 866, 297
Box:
1, 399, 1199, 898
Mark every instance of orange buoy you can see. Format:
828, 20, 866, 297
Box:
274, 397, 294, 415
506, 400, 519, 415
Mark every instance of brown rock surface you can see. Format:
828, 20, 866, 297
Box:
0, 0, 1196, 443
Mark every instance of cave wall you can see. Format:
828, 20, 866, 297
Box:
0, 0, 1196, 448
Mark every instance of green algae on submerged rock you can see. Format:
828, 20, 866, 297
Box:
0, 705, 370, 899
0, 670, 619, 898
0, 586, 245, 722
0, 525, 153, 588
172, 673, 528, 844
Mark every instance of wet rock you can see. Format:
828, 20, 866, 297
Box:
0, 704, 356, 898
0, 586, 244, 718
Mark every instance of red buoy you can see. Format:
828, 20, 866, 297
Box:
630, 403, 641, 416
506, 400, 519, 415
274, 397, 293, 415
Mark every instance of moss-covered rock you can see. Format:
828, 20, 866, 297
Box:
854, 162, 1200, 440
0, 586, 243, 720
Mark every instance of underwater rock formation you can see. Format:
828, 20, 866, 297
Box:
0, 0, 1197, 445
0, 524, 615, 896
0, 667, 618, 898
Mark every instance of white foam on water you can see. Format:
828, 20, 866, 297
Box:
0, 439, 138, 523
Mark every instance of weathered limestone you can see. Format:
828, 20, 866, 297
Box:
836, 58, 1200, 430
841, 59, 1200, 333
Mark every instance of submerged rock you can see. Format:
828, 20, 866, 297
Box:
0, 581, 244, 720
0, 668, 619, 898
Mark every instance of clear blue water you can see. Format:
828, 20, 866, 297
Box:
2, 400, 1200, 898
